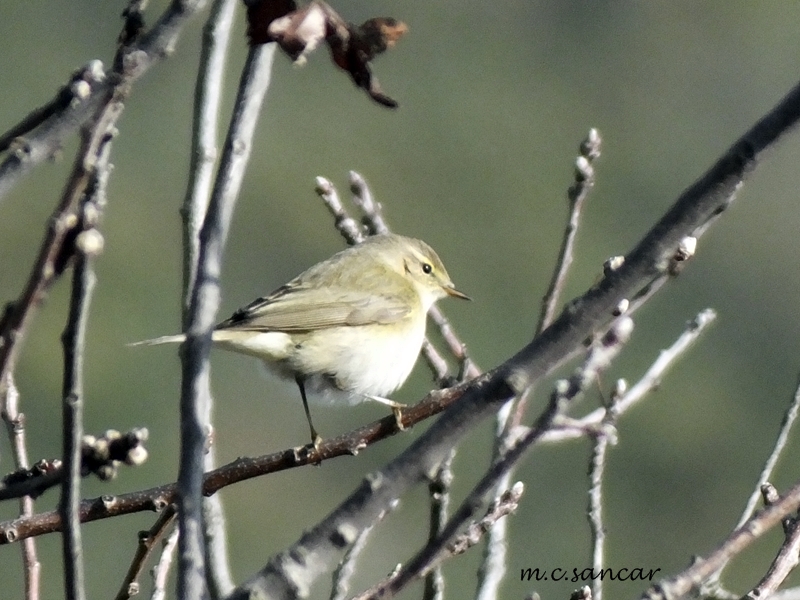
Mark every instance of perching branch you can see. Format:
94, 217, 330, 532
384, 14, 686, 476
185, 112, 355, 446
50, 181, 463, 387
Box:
0, 384, 465, 544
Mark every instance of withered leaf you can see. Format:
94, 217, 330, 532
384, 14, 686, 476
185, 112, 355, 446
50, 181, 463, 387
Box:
245, 0, 297, 46
268, 2, 329, 65
247, 0, 407, 108
328, 17, 407, 108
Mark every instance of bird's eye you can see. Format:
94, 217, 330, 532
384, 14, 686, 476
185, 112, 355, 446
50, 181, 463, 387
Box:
422, 263, 433, 274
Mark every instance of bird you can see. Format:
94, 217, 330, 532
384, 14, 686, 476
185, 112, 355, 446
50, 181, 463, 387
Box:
133, 233, 469, 450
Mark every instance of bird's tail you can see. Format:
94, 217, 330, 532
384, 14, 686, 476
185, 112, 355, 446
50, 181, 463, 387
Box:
127, 334, 186, 347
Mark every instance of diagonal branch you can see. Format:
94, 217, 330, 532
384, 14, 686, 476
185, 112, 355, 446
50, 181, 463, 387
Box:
0, 0, 209, 203
222, 77, 800, 600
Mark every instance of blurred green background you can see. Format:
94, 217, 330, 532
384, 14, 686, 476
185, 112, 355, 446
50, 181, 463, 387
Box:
2, 1, 800, 598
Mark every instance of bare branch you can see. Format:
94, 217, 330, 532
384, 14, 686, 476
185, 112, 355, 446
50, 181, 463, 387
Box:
176, 41, 276, 600
115, 507, 177, 600
1, 376, 41, 600
329, 500, 396, 600
316, 176, 366, 243
59, 127, 112, 600
0, 0, 210, 203
182, 0, 237, 320
540, 308, 716, 444
0, 385, 465, 544
222, 77, 800, 600
737, 374, 800, 529
741, 485, 800, 599
640, 479, 800, 599
587, 392, 621, 600
536, 128, 602, 336
1, 428, 149, 501
349, 170, 389, 235
353, 482, 525, 600
423, 453, 454, 600
179, 1, 239, 597
151, 526, 180, 600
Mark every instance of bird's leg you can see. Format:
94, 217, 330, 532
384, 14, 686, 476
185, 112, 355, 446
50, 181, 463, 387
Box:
365, 395, 406, 431
296, 376, 322, 451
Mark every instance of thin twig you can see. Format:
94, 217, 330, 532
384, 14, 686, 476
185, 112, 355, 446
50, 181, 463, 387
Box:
737, 375, 800, 530
536, 128, 602, 336
60, 249, 92, 600
446, 483, 524, 557
640, 479, 800, 600
587, 391, 621, 600
0, 0, 210, 202
115, 507, 178, 600
540, 309, 716, 444
182, 0, 236, 319
179, 1, 238, 597
57, 85, 114, 599
316, 176, 365, 244
329, 500, 396, 600
0, 66, 102, 154
176, 42, 276, 600
423, 453, 454, 600
59, 133, 111, 600
354, 483, 524, 600
349, 171, 388, 235
1, 376, 41, 600
741, 485, 800, 599
151, 526, 181, 600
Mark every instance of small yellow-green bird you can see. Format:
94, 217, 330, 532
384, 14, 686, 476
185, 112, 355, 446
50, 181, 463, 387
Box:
135, 234, 469, 448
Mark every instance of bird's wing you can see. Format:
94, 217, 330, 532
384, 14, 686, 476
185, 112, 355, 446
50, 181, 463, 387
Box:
216, 285, 412, 332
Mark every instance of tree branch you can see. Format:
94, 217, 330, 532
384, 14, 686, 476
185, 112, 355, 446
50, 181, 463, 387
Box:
179, 0, 239, 597
641, 479, 800, 600
176, 41, 276, 600
0, 0, 210, 203
0, 375, 41, 600
222, 76, 800, 600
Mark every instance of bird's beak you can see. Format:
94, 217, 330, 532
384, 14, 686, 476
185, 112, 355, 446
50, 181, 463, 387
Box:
444, 285, 471, 301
